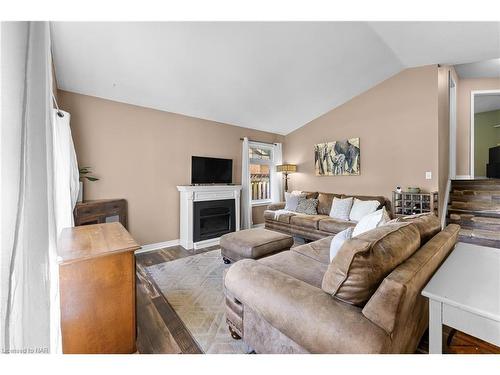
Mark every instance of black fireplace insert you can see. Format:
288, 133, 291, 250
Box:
193, 199, 235, 242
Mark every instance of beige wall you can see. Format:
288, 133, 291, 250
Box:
283, 65, 440, 211
59, 90, 283, 245
456, 78, 500, 176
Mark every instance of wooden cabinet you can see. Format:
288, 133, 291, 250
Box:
74, 199, 128, 229
57, 223, 140, 354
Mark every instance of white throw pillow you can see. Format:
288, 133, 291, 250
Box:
349, 198, 380, 221
329, 197, 353, 221
284, 192, 304, 211
352, 207, 391, 237
329, 227, 354, 262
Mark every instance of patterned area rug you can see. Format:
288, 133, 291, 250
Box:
146, 249, 251, 354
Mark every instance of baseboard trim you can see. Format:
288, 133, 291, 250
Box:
252, 223, 265, 228
455, 175, 472, 180
193, 237, 220, 250
135, 239, 180, 254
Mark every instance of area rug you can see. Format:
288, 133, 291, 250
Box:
146, 249, 252, 354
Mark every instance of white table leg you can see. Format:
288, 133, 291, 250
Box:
429, 300, 443, 354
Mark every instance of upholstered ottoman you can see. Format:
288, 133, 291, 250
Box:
220, 228, 293, 264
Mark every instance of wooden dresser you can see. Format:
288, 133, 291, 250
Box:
57, 222, 140, 354
74, 199, 128, 229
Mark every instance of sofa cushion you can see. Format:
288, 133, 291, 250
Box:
292, 236, 333, 264
264, 209, 296, 224
224, 260, 389, 353
321, 222, 421, 306
330, 228, 354, 262
317, 192, 342, 215
295, 197, 319, 215
284, 192, 305, 211
349, 198, 380, 221
329, 197, 354, 220
290, 214, 328, 229
362, 224, 459, 336
258, 251, 328, 288
392, 213, 441, 244
264, 210, 276, 221
318, 217, 356, 234
342, 195, 386, 210
302, 191, 319, 199
352, 207, 391, 237
266, 202, 286, 211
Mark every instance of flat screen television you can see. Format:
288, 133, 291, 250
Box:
191, 156, 233, 184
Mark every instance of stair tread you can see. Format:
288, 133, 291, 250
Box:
448, 208, 500, 217
459, 228, 500, 241
473, 216, 500, 224
452, 190, 500, 195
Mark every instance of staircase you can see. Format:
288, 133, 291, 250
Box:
447, 179, 500, 248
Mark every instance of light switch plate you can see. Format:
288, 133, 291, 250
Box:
425, 171, 432, 180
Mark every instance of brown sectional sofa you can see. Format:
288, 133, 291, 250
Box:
264, 192, 391, 240
224, 214, 460, 353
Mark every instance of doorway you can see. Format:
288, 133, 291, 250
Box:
470, 90, 500, 178
449, 74, 457, 179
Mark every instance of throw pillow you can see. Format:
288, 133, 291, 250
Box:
352, 207, 391, 237
284, 192, 305, 211
329, 197, 353, 220
329, 227, 354, 262
321, 223, 421, 306
349, 198, 380, 221
295, 197, 319, 215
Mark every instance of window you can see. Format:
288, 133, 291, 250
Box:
249, 143, 274, 204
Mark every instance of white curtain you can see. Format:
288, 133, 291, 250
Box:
52, 109, 80, 233
1, 21, 74, 354
48, 108, 79, 354
271, 143, 283, 202
240, 137, 252, 229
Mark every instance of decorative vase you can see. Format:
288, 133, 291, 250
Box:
77, 181, 83, 203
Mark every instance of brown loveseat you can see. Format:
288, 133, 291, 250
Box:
224, 214, 460, 353
264, 192, 391, 241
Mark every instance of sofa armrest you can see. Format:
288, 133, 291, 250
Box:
225, 259, 389, 353
266, 202, 285, 211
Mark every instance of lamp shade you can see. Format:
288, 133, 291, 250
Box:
276, 164, 297, 173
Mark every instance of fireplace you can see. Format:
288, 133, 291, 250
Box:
193, 199, 235, 242
177, 185, 241, 250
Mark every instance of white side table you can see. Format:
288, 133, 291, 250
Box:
422, 242, 500, 354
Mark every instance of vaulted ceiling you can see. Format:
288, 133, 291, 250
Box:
51, 22, 500, 135
455, 58, 500, 79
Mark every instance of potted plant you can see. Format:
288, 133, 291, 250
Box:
78, 166, 99, 202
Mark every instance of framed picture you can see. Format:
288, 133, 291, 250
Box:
314, 138, 360, 176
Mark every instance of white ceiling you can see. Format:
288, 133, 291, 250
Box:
475, 94, 500, 114
51, 22, 500, 135
455, 58, 500, 79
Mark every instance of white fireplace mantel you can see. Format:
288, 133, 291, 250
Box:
177, 185, 242, 250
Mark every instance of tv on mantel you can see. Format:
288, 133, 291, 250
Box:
191, 156, 233, 185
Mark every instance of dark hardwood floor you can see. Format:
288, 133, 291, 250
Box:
135, 244, 500, 354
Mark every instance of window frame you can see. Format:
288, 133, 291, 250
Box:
248, 141, 275, 206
